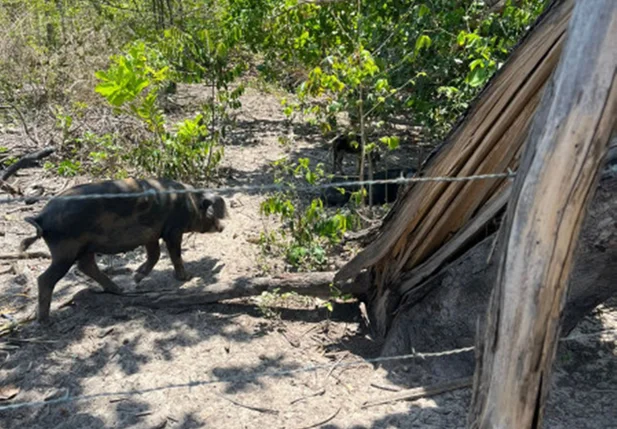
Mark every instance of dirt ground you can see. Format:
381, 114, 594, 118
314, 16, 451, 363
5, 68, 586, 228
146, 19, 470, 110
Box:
1, 84, 616, 428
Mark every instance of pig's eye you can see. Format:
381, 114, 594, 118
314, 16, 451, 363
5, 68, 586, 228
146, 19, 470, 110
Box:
200, 198, 212, 211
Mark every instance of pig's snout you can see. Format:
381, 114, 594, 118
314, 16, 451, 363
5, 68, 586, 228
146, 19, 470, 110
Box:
202, 214, 225, 233
214, 218, 225, 232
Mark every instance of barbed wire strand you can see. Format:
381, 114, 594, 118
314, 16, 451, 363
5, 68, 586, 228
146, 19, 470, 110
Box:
0, 328, 615, 412
0, 171, 516, 206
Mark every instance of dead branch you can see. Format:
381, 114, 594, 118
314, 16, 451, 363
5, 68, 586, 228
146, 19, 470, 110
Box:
0, 180, 21, 195
0, 313, 36, 338
362, 377, 472, 409
0, 104, 40, 146
289, 388, 326, 405
370, 382, 401, 392
6, 206, 34, 214
1, 147, 55, 181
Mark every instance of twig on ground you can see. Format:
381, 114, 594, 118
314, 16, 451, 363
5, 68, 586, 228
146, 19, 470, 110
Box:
0, 313, 36, 338
0, 180, 21, 195
214, 393, 279, 415
369, 382, 402, 392
6, 206, 34, 214
0, 104, 40, 146
322, 351, 349, 386
289, 388, 326, 405
296, 407, 341, 429
6, 338, 59, 344
0, 252, 50, 260
280, 328, 301, 348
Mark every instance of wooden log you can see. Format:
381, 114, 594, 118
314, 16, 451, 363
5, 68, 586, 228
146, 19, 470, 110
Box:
105, 271, 369, 308
468, 2, 617, 428
361, 377, 473, 409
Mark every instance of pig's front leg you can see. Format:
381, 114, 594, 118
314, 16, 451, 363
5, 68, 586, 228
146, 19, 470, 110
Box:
134, 240, 161, 283
164, 232, 191, 281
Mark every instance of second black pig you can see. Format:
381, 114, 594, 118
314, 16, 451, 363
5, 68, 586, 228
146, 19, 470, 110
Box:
331, 133, 381, 174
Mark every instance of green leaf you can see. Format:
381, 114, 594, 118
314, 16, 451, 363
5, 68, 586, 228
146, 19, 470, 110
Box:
379, 136, 400, 150
469, 59, 485, 71
414, 35, 432, 54
466, 66, 489, 87
418, 4, 431, 19
375, 78, 388, 92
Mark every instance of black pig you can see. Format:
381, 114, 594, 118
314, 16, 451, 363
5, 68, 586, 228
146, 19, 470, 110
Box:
322, 167, 416, 206
19, 178, 228, 323
331, 134, 381, 174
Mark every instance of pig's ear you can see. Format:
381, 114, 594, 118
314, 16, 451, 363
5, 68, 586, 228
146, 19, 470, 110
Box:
201, 194, 226, 218
212, 195, 227, 219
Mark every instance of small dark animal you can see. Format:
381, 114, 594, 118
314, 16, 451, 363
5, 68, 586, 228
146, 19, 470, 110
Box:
331, 134, 381, 174
322, 167, 416, 206
20, 178, 228, 323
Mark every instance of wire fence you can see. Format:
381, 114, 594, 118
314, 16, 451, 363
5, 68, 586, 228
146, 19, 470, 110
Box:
0, 328, 615, 412
0, 166, 615, 416
0, 171, 516, 206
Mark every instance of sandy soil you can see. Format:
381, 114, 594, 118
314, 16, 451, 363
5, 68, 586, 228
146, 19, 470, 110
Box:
0, 84, 616, 429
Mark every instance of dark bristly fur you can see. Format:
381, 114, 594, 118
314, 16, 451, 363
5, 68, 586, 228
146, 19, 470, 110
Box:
21, 177, 228, 323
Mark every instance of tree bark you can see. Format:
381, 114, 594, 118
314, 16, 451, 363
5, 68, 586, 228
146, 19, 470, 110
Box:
468, 1, 617, 427
379, 151, 617, 380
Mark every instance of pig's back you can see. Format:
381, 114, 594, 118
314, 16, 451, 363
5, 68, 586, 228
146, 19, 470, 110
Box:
35, 179, 187, 242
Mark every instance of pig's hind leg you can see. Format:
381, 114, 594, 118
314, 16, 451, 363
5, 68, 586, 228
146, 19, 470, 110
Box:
134, 241, 161, 283
77, 252, 123, 294
37, 259, 74, 323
